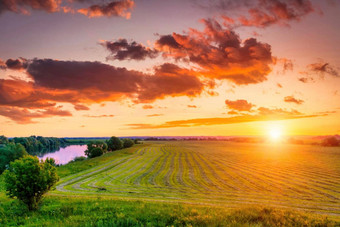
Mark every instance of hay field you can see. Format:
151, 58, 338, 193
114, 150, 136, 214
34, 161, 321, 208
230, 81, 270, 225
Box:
56, 141, 340, 217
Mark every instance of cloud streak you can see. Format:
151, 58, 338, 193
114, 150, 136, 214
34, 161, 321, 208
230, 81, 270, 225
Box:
127, 107, 321, 129
0, 0, 135, 19
0, 106, 71, 124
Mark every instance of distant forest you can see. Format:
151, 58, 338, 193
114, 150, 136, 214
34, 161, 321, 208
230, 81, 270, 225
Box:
0, 136, 67, 156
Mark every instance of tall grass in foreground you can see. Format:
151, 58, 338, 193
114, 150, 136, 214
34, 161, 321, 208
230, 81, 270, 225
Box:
0, 195, 338, 226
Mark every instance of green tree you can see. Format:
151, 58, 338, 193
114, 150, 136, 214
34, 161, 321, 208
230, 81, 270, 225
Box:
84, 141, 107, 158
0, 143, 28, 174
107, 136, 123, 151
122, 138, 134, 148
3, 156, 59, 210
0, 135, 9, 145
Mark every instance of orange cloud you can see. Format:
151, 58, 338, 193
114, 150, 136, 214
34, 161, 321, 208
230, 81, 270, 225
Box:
155, 18, 274, 85
74, 104, 90, 111
142, 105, 153, 109
147, 114, 163, 117
0, 58, 212, 123
284, 96, 304, 105
77, 0, 134, 19
0, 106, 71, 124
225, 99, 254, 111
221, 0, 315, 28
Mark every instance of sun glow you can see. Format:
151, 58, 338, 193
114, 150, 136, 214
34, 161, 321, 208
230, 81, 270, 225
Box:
266, 122, 284, 142
269, 128, 282, 140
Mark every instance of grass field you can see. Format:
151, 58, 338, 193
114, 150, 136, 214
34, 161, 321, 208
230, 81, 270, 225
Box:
1, 141, 339, 226
55, 141, 340, 216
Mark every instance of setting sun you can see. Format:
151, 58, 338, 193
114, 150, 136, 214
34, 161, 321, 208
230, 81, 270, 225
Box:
269, 128, 282, 141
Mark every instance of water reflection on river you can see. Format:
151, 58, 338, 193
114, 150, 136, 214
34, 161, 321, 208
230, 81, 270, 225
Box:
38, 145, 87, 165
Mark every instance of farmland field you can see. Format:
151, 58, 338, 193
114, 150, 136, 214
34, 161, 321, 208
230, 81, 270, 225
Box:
55, 141, 340, 218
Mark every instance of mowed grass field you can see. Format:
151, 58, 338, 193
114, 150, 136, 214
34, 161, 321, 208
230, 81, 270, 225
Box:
1, 141, 340, 226
55, 141, 340, 218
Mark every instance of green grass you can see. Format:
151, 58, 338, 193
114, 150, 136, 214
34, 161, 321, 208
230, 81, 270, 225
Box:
57, 144, 149, 178
0, 141, 339, 226
0, 194, 338, 226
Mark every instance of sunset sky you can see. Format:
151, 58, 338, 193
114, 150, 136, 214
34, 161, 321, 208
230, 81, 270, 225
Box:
0, 0, 339, 137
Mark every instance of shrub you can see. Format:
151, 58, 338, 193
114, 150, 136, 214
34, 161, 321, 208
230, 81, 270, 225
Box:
84, 141, 107, 158
321, 136, 340, 147
85, 147, 104, 158
107, 136, 123, 151
123, 139, 134, 148
72, 156, 87, 162
3, 155, 59, 210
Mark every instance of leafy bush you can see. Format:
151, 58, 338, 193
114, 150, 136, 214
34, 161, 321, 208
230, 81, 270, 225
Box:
72, 156, 87, 162
3, 156, 59, 210
85, 147, 104, 158
123, 139, 134, 148
107, 136, 123, 151
0, 143, 28, 174
321, 136, 340, 147
84, 141, 108, 158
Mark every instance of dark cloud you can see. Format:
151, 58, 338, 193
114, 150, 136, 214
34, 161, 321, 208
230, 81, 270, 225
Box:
225, 99, 254, 111
27, 58, 142, 94
136, 63, 206, 102
298, 77, 314, 83
284, 96, 304, 105
187, 105, 197, 108
5, 58, 28, 70
155, 18, 273, 85
217, 0, 315, 28
0, 58, 210, 123
307, 61, 339, 78
101, 39, 158, 61
0, 0, 60, 15
77, 0, 134, 19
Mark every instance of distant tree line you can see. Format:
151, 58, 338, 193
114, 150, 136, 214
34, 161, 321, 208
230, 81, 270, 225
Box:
0, 135, 66, 174
84, 137, 138, 159
10, 136, 67, 155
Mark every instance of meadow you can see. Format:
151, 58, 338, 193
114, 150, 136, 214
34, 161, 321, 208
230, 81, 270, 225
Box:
1, 141, 339, 226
